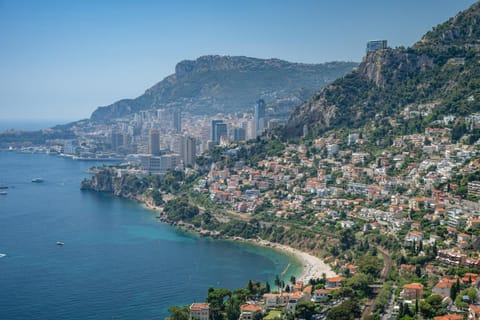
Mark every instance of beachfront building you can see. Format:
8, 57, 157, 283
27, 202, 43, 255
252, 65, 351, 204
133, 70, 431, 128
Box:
189, 303, 210, 320
325, 276, 344, 288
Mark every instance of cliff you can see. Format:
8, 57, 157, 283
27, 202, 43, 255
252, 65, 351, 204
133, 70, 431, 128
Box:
283, 1, 480, 138
80, 168, 142, 200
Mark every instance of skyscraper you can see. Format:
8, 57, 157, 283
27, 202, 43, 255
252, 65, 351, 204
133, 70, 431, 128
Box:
233, 127, 246, 142
148, 129, 160, 155
211, 120, 227, 144
183, 136, 196, 166
173, 110, 181, 133
254, 99, 266, 135
111, 131, 124, 152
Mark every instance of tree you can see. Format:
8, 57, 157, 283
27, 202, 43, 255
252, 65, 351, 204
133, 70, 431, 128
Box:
295, 301, 317, 320
166, 306, 189, 320
345, 273, 372, 298
225, 296, 241, 320
357, 255, 382, 278
274, 275, 281, 289
150, 188, 164, 206
340, 229, 356, 251
207, 288, 231, 320
326, 299, 361, 320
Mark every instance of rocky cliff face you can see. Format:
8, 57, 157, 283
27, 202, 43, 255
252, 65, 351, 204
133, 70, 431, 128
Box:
81, 168, 141, 200
283, 2, 480, 138
416, 2, 480, 48
358, 50, 433, 87
90, 55, 357, 121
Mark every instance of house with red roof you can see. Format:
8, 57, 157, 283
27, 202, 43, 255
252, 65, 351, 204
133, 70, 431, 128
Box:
401, 283, 424, 300
433, 314, 463, 320
189, 303, 210, 320
326, 276, 344, 288
239, 304, 262, 320
469, 304, 480, 319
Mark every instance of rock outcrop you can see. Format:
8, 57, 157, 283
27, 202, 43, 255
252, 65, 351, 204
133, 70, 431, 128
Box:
283, 2, 480, 138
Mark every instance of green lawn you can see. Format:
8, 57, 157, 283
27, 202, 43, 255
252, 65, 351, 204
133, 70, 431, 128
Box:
264, 310, 283, 320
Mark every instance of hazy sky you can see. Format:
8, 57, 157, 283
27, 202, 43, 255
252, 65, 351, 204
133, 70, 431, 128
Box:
0, 0, 477, 122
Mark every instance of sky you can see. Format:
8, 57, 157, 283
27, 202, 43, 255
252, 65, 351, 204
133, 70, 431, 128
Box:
0, 0, 478, 122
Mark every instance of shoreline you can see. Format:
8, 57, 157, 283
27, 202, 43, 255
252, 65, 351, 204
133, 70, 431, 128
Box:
142, 201, 337, 283
242, 238, 337, 282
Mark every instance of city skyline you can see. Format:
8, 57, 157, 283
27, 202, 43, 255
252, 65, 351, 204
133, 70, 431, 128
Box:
0, 0, 477, 122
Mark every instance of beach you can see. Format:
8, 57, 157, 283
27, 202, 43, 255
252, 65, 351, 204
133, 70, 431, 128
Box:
253, 239, 337, 282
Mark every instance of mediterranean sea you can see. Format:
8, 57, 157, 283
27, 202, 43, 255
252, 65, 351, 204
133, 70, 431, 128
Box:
0, 151, 300, 319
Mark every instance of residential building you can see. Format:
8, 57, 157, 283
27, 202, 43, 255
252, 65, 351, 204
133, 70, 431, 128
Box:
468, 181, 480, 197
325, 276, 344, 288
140, 154, 180, 174
366, 40, 387, 52
469, 304, 480, 320
148, 129, 160, 155
254, 99, 266, 135
211, 120, 227, 144
173, 109, 181, 133
239, 304, 262, 320
183, 136, 196, 166
401, 283, 424, 300
233, 127, 246, 142
189, 303, 210, 320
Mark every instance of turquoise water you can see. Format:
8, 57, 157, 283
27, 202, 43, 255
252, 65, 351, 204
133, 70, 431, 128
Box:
0, 152, 300, 319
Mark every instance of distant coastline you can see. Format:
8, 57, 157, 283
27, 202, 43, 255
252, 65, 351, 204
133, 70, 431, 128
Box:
0, 120, 67, 131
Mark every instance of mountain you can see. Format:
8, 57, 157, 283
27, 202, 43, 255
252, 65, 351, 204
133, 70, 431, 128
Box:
284, 1, 480, 138
90, 56, 357, 121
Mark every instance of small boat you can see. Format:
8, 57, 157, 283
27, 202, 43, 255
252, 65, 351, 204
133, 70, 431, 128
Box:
0, 191, 7, 195
32, 178, 44, 183
56, 242, 64, 246
0, 185, 8, 189
0, 253, 6, 258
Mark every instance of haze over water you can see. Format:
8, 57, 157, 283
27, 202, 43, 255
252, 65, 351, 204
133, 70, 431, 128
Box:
0, 151, 300, 319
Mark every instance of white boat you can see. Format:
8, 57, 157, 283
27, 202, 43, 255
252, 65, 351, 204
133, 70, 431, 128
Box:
0, 253, 6, 258
56, 242, 64, 246
0, 191, 7, 195
32, 178, 44, 183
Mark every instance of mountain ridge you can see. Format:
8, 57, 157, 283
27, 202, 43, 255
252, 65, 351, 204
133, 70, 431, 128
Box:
283, 1, 480, 138
90, 55, 357, 121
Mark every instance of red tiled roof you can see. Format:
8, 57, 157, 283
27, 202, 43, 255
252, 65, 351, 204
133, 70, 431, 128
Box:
326, 276, 344, 283
403, 283, 424, 290
240, 304, 262, 313
433, 315, 463, 320
190, 303, 209, 311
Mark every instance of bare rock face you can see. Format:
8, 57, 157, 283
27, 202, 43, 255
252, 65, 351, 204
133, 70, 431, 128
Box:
81, 168, 136, 199
283, 2, 480, 138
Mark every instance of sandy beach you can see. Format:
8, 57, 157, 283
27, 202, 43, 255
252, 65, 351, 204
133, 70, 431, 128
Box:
253, 240, 337, 282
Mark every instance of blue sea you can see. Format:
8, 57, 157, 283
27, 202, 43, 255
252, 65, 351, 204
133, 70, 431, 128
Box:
0, 151, 300, 319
